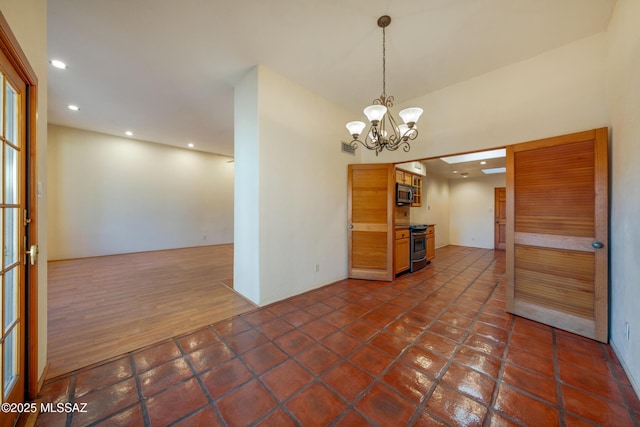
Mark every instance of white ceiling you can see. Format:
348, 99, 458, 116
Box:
47, 0, 616, 157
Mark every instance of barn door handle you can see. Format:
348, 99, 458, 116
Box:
592, 241, 604, 249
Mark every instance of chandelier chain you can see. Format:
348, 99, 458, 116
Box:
382, 25, 386, 98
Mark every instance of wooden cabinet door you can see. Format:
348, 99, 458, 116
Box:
426, 225, 435, 261
506, 128, 608, 342
394, 238, 410, 274
348, 164, 394, 281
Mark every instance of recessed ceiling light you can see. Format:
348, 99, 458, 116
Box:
50, 59, 67, 69
67, 104, 80, 111
482, 167, 507, 175
187, 143, 194, 148
480, 161, 487, 165
125, 131, 133, 136
452, 170, 459, 174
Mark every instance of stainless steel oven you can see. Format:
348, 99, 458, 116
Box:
410, 225, 428, 272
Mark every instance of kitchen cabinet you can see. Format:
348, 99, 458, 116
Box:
426, 225, 435, 261
395, 169, 423, 207
394, 229, 410, 274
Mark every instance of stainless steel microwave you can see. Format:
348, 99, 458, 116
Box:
396, 183, 414, 205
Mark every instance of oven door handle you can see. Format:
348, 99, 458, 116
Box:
412, 256, 427, 262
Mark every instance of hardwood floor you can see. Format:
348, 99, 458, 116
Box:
47, 244, 256, 379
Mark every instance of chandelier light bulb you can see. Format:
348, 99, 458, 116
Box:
363, 105, 387, 124
399, 108, 423, 126
346, 121, 366, 138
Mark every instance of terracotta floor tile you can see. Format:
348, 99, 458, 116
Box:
464, 332, 506, 358
340, 302, 369, 317
295, 343, 341, 375
95, 403, 145, 427
471, 321, 509, 343
561, 384, 635, 426
132, 340, 182, 373
212, 316, 252, 337
356, 383, 416, 426
370, 331, 412, 357
256, 318, 295, 340
37, 248, 640, 427
386, 320, 423, 341
417, 331, 459, 358
512, 320, 553, 343
216, 379, 278, 426
70, 378, 140, 426
399, 346, 449, 379
494, 384, 559, 427
425, 384, 487, 426
322, 361, 374, 401
323, 295, 350, 309
349, 345, 394, 377
454, 347, 501, 379
557, 348, 612, 377
334, 410, 371, 427
273, 329, 314, 355
265, 301, 298, 317
38, 376, 71, 405
559, 362, 624, 404
344, 320, 379, 341
172, 405, 222, 427
144, 378, 209, 426
321, 310, 355, 329
177, 327, 220, 354
399, 310, 433, 328
286, 382, 347, 425
321, 330, 362, 357
282, 309, 316, 327
240, 342, 288, 374
509, 332, 554, 359
223, 328, 269, 355
557, 333, 606, 358
504, 345, 554, 378
255, 409, 297, 427
199, 357, 253, 398
430, 320, 467, 342
441, 363, 496, 405
188, 341, 235, 373
139, 357, 193, 397
260, 359, 313, 401
299, 319, 339, 341
383, 361, 435, 403
74, 357, 133, 398
439, 312, 474, 329
502, 363, 557, 405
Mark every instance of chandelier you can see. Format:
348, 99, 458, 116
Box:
346, 15, 423, 156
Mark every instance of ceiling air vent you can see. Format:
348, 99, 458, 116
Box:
341, 142, 356, 155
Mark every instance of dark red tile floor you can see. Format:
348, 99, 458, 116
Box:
36, 246, 640, 426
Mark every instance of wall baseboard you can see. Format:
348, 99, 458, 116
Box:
610, 339, 639, 399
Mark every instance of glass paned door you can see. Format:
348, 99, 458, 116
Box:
0, 62, 25, 410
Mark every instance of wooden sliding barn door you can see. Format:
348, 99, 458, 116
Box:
506, 128, 608, 342
348, 164, 394, 281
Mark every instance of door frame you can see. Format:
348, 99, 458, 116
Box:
0, 11, 40, 400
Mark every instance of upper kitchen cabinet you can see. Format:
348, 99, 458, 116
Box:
395, 168, 423, 207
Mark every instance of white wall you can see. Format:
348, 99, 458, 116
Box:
410, 171, 450, 248
361, 33, 608, 164
234, 66, 358, 306
606, 0, 640, 395
0, 0, 48, 381
48, 125, 234, 260
449, 174, 506, 249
